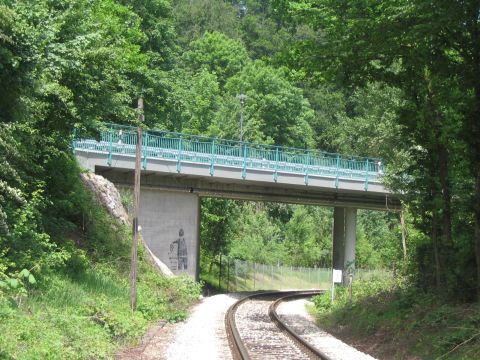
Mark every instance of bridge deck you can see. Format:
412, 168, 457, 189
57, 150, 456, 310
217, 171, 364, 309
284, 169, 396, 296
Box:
73, 125, 399, 210
73, 124, 384, 190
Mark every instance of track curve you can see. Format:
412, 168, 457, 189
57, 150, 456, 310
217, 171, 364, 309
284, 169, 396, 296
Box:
225, 291, 333, 360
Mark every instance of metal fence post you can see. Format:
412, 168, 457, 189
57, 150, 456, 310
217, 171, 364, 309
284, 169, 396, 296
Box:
142, 131, 149, 170
218, 253, 222, 290
242, 144, 247, 179
107, 125, 113, 166
253, 262, 256, 290
274, 147, 279, 182
210, 139, 215, 176
72, 128, 77, 150
364, 158, 369, 191
335, 154, 340, 188
235, 260, 238, 292
304, 152, 310, 185
176, 135, 183, 173
227, 257, 230, 292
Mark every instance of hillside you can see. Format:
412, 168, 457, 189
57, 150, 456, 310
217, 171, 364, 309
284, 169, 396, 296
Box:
1, 1, 480, 358
0, 170, 200, 359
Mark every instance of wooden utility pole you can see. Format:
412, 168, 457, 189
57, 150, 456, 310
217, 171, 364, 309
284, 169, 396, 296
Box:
130, 97, 144, 311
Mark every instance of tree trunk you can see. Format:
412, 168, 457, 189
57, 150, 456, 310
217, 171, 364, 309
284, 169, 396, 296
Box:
432, 210, 442, 290
436, 141, 452, 245
466, 4, 480, 291
475, 186, 480, 298
400, 208, 407, 261
425, 71, 453, 245
473, 84, 480, 298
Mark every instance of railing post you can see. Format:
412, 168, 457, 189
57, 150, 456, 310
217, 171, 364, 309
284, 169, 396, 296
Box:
304, 152, 310, 185
107, 125, 113, 166
242, 143, 247, 179
142, 131, 149, 170
364, 158, 369, 191
335, 154, 340, 188
176, 135, 183, 173
274, 147, 279, 182
72, 128, 77, 151
210, 139, 215, 176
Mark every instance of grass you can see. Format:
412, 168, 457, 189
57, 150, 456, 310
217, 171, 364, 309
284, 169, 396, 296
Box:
201, 259, 390, 292
202, 261, 332, 291
311, 279, 480, 360
0, 192, 201, 359
0, 250, 201, 360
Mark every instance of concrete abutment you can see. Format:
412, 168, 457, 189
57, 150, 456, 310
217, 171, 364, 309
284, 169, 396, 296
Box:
138, 189, 200, 280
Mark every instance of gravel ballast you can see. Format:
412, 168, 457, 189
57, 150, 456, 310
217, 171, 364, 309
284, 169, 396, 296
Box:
276, 298, 377, 360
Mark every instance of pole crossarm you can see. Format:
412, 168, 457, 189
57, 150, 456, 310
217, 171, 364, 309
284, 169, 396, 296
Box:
73, 123, 386, 188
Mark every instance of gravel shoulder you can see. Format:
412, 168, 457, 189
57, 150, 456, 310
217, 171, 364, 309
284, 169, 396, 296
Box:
277, 298, 378, 360
117, 293, 242, 360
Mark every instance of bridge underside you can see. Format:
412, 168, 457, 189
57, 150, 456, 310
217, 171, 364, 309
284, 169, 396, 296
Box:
95, 166, 399, 211
77, 150, 400, 210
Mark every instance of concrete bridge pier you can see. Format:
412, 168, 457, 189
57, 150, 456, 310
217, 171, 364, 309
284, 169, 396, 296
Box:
333, 207, 345, 270
332, 207, 357, 284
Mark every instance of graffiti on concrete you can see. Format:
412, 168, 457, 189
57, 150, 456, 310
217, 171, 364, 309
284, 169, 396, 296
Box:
169, 228, 188, 270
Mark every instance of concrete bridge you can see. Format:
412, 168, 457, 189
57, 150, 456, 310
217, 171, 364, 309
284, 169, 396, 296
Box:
74, 124, 400, 281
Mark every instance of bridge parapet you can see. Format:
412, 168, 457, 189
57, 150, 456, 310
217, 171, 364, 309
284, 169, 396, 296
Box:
74, 124, 384, 190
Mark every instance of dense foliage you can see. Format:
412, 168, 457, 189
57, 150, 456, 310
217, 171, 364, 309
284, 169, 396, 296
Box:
269, 0, 480, 300
312, 279, 480, 359
1, 2, 480, 356
0, 185, 201, 358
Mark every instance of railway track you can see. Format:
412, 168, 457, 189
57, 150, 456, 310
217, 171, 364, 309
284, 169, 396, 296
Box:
225, 291, 333, 360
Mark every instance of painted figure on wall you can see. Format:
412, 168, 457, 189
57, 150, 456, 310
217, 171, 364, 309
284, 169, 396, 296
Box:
169, 228, 188, 270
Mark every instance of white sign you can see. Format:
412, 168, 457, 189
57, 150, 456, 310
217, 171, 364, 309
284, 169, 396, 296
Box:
333, 269, 343, 283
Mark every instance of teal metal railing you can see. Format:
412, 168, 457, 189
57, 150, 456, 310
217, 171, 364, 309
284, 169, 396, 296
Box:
73, 124, 384, 188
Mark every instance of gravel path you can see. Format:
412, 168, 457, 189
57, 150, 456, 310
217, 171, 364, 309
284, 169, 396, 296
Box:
277, 298, 377, 360
165, 293, 239, 360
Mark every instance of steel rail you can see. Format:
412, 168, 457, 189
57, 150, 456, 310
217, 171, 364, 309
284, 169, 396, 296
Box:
269, 291, 335, 360
225, 290, 332, 360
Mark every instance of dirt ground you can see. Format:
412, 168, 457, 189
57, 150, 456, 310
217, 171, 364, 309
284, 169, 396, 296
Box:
116, 320, 176, 360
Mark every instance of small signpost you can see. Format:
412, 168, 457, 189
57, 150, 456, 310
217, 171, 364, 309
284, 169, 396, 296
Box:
331, 269, 343, 304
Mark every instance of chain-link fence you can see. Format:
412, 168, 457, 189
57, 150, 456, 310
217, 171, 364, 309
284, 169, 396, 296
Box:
209, 258, 391, 292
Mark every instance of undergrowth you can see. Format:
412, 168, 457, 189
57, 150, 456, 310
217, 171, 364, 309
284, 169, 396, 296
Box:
312, 279, 480, 360
0, 184, 201, 359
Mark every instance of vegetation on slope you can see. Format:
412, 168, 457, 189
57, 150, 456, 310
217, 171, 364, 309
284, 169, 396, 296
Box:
312, 280, 480, 360
0, 173, 200, 359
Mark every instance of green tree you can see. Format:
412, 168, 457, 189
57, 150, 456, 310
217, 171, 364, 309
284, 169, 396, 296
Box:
284, 206, 332, 267
173, 0, 242, 45
213, 60, 315, 147
228, 203, 284, 264
0, 0, 153, 277
322, 82, 404, 162
165, 68, 222, 133
278, 0, 480, 297
182, 31, 249, 87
